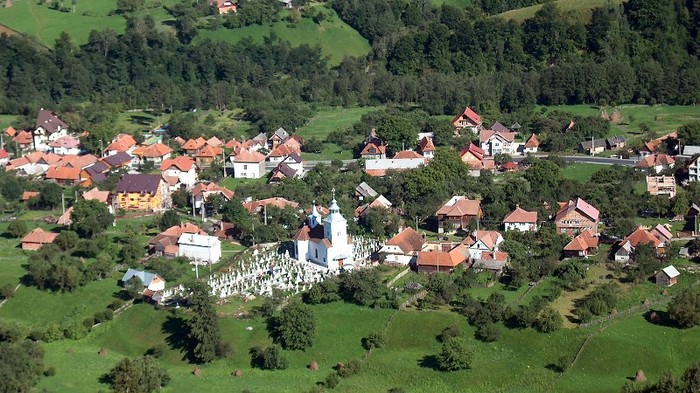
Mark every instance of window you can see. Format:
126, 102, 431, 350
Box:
315, 249, 318, 259
243, 164, 248, 170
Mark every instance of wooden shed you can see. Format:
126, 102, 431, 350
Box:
655, 265, 680, 287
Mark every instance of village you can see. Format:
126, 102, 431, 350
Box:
1, 105, 699, 393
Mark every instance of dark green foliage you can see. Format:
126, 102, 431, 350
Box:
6, 221, 27, 238
249, 345, 288, 370
667, 287, 700, 328
337, 359, 362, 378
438, 325, 462, 342
338, 269, 384, 307
0, 284, 15, 300
363, 331, 386, 350
186, 281, 222, 363
301, 138, 323, 154
436, 337, 473, 371
124, 276, 144, 300
28, 183, 62, 210
274, 301, 316, 351
0, 340, 44, 393
621, 362, 700, 393
303, 278, 341, 304
555, 260, 588, 290
107, 356, 170, 393
171, 190, 191, 210
324, 372, 340, 389
575, 282, 620, 321
475, 322, 501, 342
27, 247, 83, 291
71, 199, 114, 237
55, 230, 79, 251
146, 257, 189, 282
535, 307, 563, 333
159, 210, 181, 231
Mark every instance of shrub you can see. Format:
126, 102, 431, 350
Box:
109, 299, 125, 310
82, 317, 95, 329
475, 322, 501, 342
103, 309, 114, 321
250, 345, 288, 370
324, 372, 340, 389
337, 359, 362, 378
145, 344, 166, 358
438, 325, 462, 342
436, 337, 473, 371
215, 341, 233, 359
1, 284, 15, 299
362, 331, 386, 350
63, 321, 88, 340
42, 322, 64, 342
535, 308, 563, 333
667, 287, 700, 328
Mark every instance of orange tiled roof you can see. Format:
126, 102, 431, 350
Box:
525, 134, 540, 148
182, 137, 207, 151
21, 227, 58, 245
436, 198, 481, 217
196, 145, 223, 158
105, 134, 137, 152
191, 182, 234, 200
21, 191, 40, 201
45, 166, 81, 181
13, 130, 33, 145
621, 227, 662, 248
133, 143, 173, 158
503, 207, 537, 223
393, 150, 424, 160
234, 149, 266, 163
418, 137, 436, 152
386, 227, 425, 254
206, 136, 223, 147
82, 187, 110, 203
360, 142, 386, 156
160, 156, 196, 172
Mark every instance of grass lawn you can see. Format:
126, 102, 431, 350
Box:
38, 302, 395, 392
296, 106, 381, 140
220, 176, 266, 191
498, 0, 624, 22
539, 104, 700, 138
196, 6, 370, 66
555, 315, 700, 392
562, 163, 607, 182
0, 114, 18, 131
0, 274, 121, 329
0, 0, 126, 47
633, 217, 687, 234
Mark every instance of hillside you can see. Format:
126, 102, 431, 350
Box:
497, 0, 626, 22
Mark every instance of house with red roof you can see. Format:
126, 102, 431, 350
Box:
364, 151, 426, 177
480, 129, 516, 156
242, 197, 300, 214
45, 166, 82, 186
555, 197, 600, 236
354, 195, 392, 219
472, 251, 509, 276
459, 143, 495, 176
359, 142, 387, 160
269, 128, 290, 149
231, 148, 266, 179
436, 196, 483, 234
195, 145, 223, 168
268, 144, 299, 163
614, 226, 668, 263
182, 137, 207, 155
451, 106, 482, 133
160, 156, 198, 189
21, 228, 58, 251
379, 227, 426, 265
191, 182, 234, 211
503, 206, 538, 232
0, 149, 9, 166
104, 134, 137, 157
212, 0, 237, 13
148, 223, 207, 257
13, 130, 34, 152
462, 230, 504, 260
132, 142, 173, 166
635, 153, 675, 173
206, 136, 223, 148
3, 126, 16, 138
563, 230, 599, 258
268, 153, 304, 184
417, 137, 436, 159
523, 134, 540, 154
416, 244, 469, 273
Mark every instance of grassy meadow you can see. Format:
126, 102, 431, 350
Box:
539, 104, 700, 138
196, 6, 370, 66
497, 0, 625, 22
561, 163, 606, 182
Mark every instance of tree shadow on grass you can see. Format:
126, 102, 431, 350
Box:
162, 314, 193, 362
418, 355, 440, 370
643, 309, 676, 328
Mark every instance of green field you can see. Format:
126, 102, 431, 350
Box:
429, 0, 471, 7
498, 0, 625, 22
37, 302, 395, 392
562, 163, 606, 182
540, 104, 700, 138
196, 6, 370, 66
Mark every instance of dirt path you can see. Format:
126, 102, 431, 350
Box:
386, 268, 410, 288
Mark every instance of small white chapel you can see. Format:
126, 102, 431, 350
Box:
292, 195, 354, 270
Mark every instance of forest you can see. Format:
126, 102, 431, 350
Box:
1, 0, 700, 138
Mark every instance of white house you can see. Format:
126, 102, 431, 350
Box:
191, 182, 234, 211
293, 198, 354, 270
48, 135, 81, 155
480, 129, 516, 156
522, 134, 540, 154
121, 268, 166, 292
232, 149, 266, 179
364, 152, 426, 176
463, 230, 503, 260
160, 156, 199, 189
177, 233, 222, 264
689, 156, 700, 182
503, 206, 538, 232
33, 109, 68, 151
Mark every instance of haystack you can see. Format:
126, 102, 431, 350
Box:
309, 361, 319, 371
643, 298, 652, 306
98, 348, 109, 357
611, 109, 623, 124
599, 109, 610, 121
193, 367, 202, 377
610, 308, 618, 316
635, 370, 647, 383
232, 369, 242, 377
4, 0, 12, 8
649, 312, 661, 323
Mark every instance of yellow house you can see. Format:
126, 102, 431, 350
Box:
114, 174, 167, 211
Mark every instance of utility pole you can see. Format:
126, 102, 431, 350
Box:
191, 194, 195, 218
222, 147, 226, 178
99, 139, 104, 157
591, 136, 594, 157
61, 193, 65, 219
264, 204, 267, 226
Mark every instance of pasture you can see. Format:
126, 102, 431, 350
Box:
561, 163, 606, 182
498, 0, 625, 23
196, 6, 370, 66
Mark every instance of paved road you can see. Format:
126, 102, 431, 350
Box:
238, 155, 639, 171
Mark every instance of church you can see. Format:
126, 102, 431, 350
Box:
292, 197, 354, 270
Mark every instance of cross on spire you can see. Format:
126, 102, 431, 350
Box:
331, 188, 336, 200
